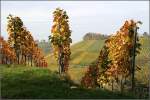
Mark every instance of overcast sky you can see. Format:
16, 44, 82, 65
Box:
1, 1, 149, 43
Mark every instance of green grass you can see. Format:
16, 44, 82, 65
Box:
1, 65, 135, 99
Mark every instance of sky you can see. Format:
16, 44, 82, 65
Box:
1, 1, 149, 43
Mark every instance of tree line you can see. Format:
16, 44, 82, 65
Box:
81, 20, 142, 93
0, 15, 47, 67
83, 32, 108, 40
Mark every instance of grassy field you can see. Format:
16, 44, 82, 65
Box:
1, 64, 135, 99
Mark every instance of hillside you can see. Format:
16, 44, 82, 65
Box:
46, 36, 150, 85
47, 39, 105, 68
70, 39, 105, 66
47, 36, 150, 67
135, 36, 150, 85
46, 39, 105, 84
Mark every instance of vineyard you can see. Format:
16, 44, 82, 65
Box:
0, 7, 149, 99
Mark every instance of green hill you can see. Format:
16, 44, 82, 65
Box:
46, 36, 150, 85
47, 36, 150, 67
46, 39, 105, 83
70, 39, 105, 66
47, 39, 105, 68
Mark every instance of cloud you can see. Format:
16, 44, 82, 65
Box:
1, 1, 149, 43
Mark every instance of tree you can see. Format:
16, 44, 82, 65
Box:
81, 62, 99, 88
49, 8, 72, 74
0, 36, 16, 64
83, 33, 107, 40
100, 20, 141, 92
130, 21, 142, 91
7, 14, 23, 64
81, 45, 111, 88
143, 32, 150, 37
7, 14, 47, 67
